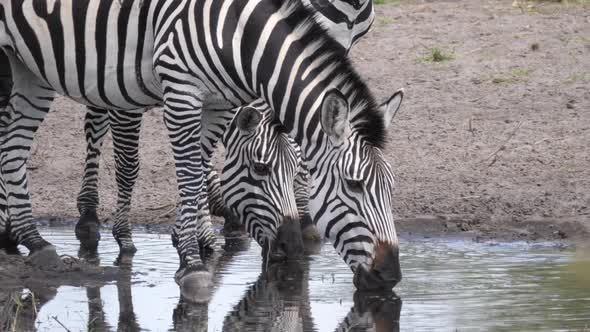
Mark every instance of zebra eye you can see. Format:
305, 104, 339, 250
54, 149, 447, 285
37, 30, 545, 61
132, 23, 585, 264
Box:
345, 179, 364, 193
252, 162, 270, 176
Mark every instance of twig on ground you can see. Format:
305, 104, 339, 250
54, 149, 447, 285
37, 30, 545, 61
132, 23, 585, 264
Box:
51, 316, 71, 332
158, 206, 176, 219
146, 203, 174, 211
483, 121, 523, 166
464, 47, 483, 55
31, 292, 37, 315
467, 117, 475, 136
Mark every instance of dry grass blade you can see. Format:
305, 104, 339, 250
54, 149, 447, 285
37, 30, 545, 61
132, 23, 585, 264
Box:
146, 203, 174, 211
51, 316, 72, 332
483, 121, 524, 166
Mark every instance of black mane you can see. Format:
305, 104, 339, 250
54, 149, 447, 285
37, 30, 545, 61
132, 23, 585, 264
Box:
269, 0, 387, 149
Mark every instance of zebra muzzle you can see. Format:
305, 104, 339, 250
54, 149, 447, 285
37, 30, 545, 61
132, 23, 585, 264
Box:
266, 216, 304, 262
353, 242, 402, 291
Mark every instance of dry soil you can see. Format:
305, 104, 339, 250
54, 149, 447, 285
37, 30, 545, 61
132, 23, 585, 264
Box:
26, 0, 590, 242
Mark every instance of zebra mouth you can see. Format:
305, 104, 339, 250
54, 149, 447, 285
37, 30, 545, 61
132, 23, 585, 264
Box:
352, 242, 402, 291
353, 266, 400, 291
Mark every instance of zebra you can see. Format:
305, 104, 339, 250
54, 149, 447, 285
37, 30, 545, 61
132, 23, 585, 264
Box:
221, 100, 306, 261
0, 0, 402, 295
71, 0, 378, 253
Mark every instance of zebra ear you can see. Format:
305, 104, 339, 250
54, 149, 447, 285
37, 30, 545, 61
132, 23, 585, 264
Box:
379, 88, 404, 129
236, 106, 262, 133
320, 89, 350, 144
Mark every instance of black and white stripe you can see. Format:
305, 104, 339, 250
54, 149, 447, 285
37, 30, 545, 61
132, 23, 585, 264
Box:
302, 0, 375, 52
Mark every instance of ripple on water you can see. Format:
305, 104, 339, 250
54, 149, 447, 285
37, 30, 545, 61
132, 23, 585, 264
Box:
5, 227, 589, 331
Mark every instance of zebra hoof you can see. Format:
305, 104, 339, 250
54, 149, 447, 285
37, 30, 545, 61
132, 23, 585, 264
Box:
75, 211, 101, 250
114, 251, 135, 270
118, 242, 138, 254
27, 246, 67, 272
0, 233, 20, 254
175, 265, 213, 303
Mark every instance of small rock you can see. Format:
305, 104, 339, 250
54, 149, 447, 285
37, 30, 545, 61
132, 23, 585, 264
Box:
566, 101, 575, 109
553, 230, 567, 239
531, 43, 539, 51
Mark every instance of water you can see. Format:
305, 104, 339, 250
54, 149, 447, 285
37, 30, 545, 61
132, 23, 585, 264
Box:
4, 227, 590, 331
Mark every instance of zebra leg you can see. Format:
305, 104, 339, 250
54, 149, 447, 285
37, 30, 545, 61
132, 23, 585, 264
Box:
0, 52, 63, 271
109, 110, 143, 253
75, 107, 110, 251
0, 51, 16, 251
205, 164, 242, 236
161, 91, 214, 302
0, 171, 18, 251
205, 164, 224, 218
200, 107, 243, 235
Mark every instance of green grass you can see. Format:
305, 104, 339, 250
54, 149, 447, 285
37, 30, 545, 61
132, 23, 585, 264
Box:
421, 47, 454, 63
513, 0, 590, 13
510, 68, 531, 76
567, 73, 590, 82
491, 77, 513, 85
490, 68, 532, 84
374, 0, 400, 5
375, 16, 395, 27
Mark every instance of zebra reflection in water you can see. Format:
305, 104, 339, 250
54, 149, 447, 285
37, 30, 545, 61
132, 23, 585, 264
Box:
220, 255, 401, 331
0, 249, 140, 331
172, 235, 252, 332
79, 249, 141, 332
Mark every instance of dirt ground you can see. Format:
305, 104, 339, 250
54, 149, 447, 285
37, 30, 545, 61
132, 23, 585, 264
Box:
25, 0, 589, 242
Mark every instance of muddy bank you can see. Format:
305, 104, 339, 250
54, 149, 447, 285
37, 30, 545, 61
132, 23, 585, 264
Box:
0, 249, 121, 291
23, 0, 590, 241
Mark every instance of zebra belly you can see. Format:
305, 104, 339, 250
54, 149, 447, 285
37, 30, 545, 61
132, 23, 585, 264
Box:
1, 0, 162, 110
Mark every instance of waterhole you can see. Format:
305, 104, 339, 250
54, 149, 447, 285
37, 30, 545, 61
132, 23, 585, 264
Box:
3, 226, 589, 331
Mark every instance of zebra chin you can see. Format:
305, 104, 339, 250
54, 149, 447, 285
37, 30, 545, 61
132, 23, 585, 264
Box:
352, 242, 402, 291
262, 216, 304, 263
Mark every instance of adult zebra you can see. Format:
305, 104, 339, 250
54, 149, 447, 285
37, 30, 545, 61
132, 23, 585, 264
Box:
73, 0, 378, 253
0, 0, 402, 295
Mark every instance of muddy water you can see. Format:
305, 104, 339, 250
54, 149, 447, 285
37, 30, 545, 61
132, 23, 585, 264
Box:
8, 227, 590, 331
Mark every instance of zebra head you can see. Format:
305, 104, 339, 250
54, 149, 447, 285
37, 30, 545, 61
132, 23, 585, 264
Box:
221, 99, 304, 262
310, 89, 404, 291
